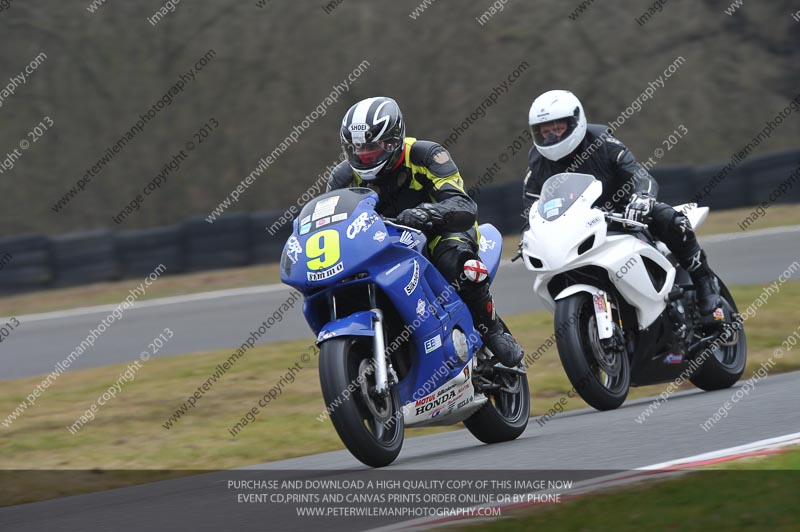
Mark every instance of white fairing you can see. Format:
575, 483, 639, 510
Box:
674, 203, 709, 230
522, 173, 677, 329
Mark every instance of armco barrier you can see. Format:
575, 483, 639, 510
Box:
117, 225, 185, 277
0, 235, 53, 293
0, 149, 798, 294
51, 229, 120, 288
183, 213, 251, 271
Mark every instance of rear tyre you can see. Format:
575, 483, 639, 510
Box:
555, 293, 630, 410
690, 278, 747, 391
464, 366, 529, 444
318, 337, 403, 467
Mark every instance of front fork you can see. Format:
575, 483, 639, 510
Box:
368, 284, 390, 395
371, 309, 389, 394
591, 290, 615, 340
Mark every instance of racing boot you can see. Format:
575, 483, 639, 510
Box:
467, 292, 523, 367
483, 319, 524, 367
685, 249, 721, 315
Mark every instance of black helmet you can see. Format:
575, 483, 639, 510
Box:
340, 97, 405, 183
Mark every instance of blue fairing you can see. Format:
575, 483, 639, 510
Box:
316, 311, 375, 343
477, 223, 502, 283
281, 188, 498, 409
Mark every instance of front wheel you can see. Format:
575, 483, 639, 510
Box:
318, 337, 403, 467
554, 293, 630, 410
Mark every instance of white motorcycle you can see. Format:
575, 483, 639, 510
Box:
517, 173, 746, 410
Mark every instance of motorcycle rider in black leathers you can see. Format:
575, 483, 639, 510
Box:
521, 90, 721, 314
328, 96, 524, 367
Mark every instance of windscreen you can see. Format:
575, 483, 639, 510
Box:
537, 173, 596, 221
296, 188, 375, 235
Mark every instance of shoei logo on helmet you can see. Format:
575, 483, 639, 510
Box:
349, 123, 369, 132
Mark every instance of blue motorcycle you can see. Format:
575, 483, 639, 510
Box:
281, 188, 529, 467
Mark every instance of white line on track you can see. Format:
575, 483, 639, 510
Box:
371, 431, 800, 531
5, 284, 294, 324
8, 224, 800, 324
639, 430, 800, 469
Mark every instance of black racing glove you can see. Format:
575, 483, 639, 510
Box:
624, 192, 656, 224
396, 205, 435, 230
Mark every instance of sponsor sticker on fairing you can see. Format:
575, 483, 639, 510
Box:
299, 222, 312, 235
404, 260, 420, 295
331, 212, 348, 223
415, 390, 456, 416
307, 262, 344, 281
593, 293, 607, 312
479, 235, 496, 252
424, 334, 442, 354
399, 231, 418, 248
373, 231, 386, 242
544, 198, 563, 211
312, 196, 339, 221
416, 298, 426, 316
346, 212, 377, 239
587, 215, 602, 228
456, 396, 474, 409
664, 353, 684, 364
315, 217, 331, 228
285, 235, 302, 264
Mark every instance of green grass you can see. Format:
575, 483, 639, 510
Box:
2, 204, 798, 317
452, 448, 800, 532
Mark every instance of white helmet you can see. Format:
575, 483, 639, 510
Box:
528, 90, 587, 161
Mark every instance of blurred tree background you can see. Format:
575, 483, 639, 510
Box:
0, 0, 797, 236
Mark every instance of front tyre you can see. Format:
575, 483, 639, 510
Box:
318, 337, 403, 467
555, 293, 630, 410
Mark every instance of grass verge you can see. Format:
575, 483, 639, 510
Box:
453, 447, 800, 532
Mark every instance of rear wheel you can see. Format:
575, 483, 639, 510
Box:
318, 337, 403, 467
690, 278, 747, 391
464, 364, 530, 444
555, 293, 630, 410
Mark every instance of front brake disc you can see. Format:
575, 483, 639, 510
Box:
358, 358, 391, 422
